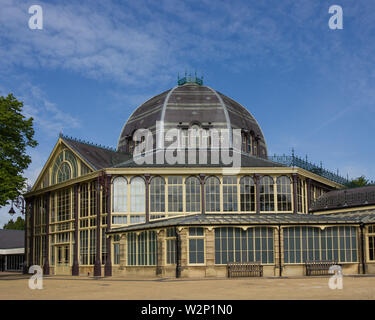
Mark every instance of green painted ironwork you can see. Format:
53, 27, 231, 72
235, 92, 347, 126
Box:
177, 72, 203, 86
269, 152, 349, 185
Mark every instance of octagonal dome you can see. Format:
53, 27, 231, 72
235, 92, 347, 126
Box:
117, 80, 268, 159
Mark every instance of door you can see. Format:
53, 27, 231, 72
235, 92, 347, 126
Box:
55, 245, 70, 275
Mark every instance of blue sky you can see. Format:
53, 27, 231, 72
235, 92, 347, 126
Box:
0, 0, 374, 225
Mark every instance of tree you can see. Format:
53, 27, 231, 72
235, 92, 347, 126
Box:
0, 94, 38, 207
3, 216, 25, 230
345, 176, 370, 188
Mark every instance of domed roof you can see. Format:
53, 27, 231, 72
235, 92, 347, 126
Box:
117, 79, 268, 158
310, 185, 375, 212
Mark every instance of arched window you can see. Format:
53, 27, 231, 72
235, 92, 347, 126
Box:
247, 135, 253, 154
260, 176, 274, 211
130, 177, 145, 212
64, 149, 78, 176
240, 176, 255, 212
241, 133, 247, 152
223, 176, 237, 211
190, 124, 200, 148
186, 176, 201, 212
57, 162, 71, 183
277, 176, 292, 211
205, 176, 220, 212
112, 177, 127, 212
52, 149, 78, 184
150, 177, 165, 212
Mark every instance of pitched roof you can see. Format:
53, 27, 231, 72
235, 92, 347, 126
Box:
310, 185, 375, 212
61, 135, 131, 170
0, 229, 24, 249
108, 213, 362, 234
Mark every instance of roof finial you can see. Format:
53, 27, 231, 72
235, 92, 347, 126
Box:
177, 71, 204, 86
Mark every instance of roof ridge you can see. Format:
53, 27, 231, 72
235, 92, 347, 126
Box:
60, 133, 117, 152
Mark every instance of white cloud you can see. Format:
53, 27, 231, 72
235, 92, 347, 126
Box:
0, 80, 80, 137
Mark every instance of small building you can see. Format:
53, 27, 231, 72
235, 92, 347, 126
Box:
0, 229, 25, 272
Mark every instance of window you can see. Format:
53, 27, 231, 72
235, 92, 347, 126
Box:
241, 133, 247, 152
113, 235, 120, 265
190, 124, 201, 148
260, 176, 274, 211
80, 183, 89, 218
112, 177, 127, 212
130, 215, 145, 224
223, 176, 238, 211
150, 177, 165, 212
166, 228, 176, 264
112, 215, 128, 225
215, 227, 274, 264
130, 177, 145, 212
188, 227, 205, 264
168, 176, 183, 212
283, 226, 358, 264
89, 229, 96, 265
57, 162, 71, 183
81, 162, 91, 176
248, 135, 253, 154
253, 140, 258, 156
368, 225, 375, 261
277, 176, 292, 211
240, 176, 255, 212
205, 176, 220, 212
127, 231, 157, 266
57, 188, 71, 221
50, 193, 56, 223
52, 149, 78, 184
79, 230, 88, 265
185, 176, 201, 212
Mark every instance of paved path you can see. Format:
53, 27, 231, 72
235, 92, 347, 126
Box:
1, 273, 375, 300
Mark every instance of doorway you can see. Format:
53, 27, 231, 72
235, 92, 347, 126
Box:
55, 245, 70, 275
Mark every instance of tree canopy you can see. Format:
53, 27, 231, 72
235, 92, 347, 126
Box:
3, 216, 25, 230
0, 94, 37, 207
345, 175, 372, 188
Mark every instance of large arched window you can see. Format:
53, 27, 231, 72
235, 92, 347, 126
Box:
52, 149, 78, 184
223, 176, 237, 211
277, 176, 292, 211
130, 177, 145, 212
186, 176, 201, 212
112, 177, 127, 212
260, 176, 274, 211
205, 176, 220, 212
150, 177, 165, 212
240, 176, 255, 212
57, 162, 71, 183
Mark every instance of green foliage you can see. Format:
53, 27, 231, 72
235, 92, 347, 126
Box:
345, 176, 370, 188
0, 94, 38, 207
3, 216, 25, 230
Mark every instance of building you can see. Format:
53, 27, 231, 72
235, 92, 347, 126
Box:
0, 229, 25, 272
24, 75, 375, 277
